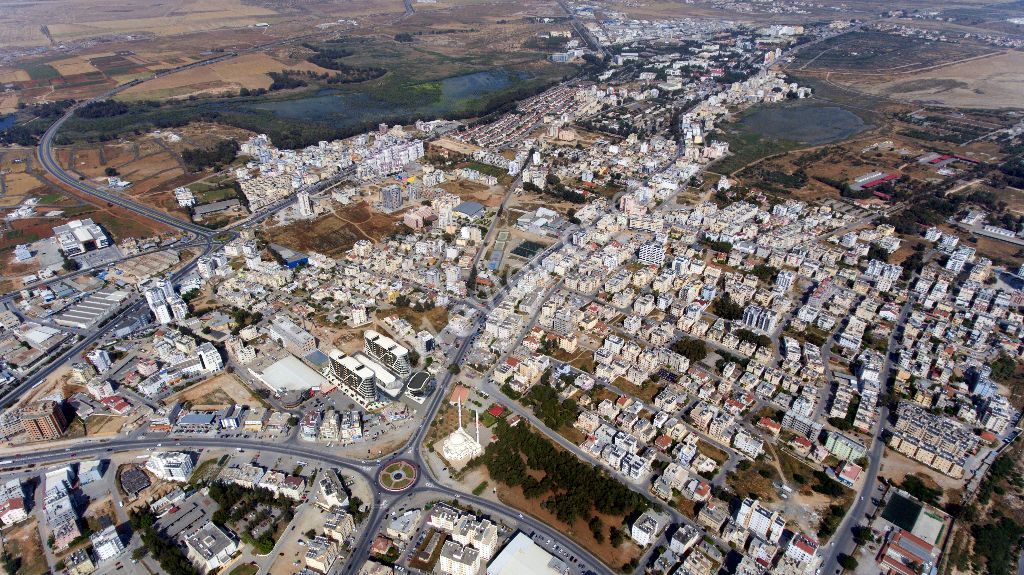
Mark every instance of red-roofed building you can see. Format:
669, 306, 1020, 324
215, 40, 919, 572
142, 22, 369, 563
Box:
487, 405, 505, 418
654, 435, 673, 451
691, 480, 711, 502
786, 533, 818, 564
790, 436, 813, 456
370, 535, 393, 557
100, 395, 131, 415
879, 529, 935, 575
836, 461, 862, 487
757, 417, 782, 437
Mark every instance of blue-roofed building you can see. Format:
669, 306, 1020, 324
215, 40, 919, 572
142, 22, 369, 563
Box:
305, 349, 329, 369
454, 201, 485, 221
270, 244, 310, 268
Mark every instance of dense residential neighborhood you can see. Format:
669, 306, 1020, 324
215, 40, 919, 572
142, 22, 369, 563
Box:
1, 3, 1024, 575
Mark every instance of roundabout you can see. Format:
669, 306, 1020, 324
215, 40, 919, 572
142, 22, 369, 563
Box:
377, 459, 419, 492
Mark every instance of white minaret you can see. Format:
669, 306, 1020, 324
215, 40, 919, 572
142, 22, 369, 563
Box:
457, 397, 463, 429
475, 409, 480, 444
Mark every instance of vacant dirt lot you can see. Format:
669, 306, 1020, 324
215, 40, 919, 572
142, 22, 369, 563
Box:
85, 414, 128, 436
268, 201, 400, 257
169, 372, 265, 409
1, 518, 49, 575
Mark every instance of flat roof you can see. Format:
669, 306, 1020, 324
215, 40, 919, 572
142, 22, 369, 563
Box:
487, 533, 566, 575
259, 354, 327, 392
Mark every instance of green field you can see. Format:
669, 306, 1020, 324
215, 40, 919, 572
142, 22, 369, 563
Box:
24, 63, 59, 81
711, 129, 801, 175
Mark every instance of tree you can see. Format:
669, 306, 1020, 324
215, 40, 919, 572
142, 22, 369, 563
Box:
838, 554, 858, 571
609, 526, 624, 547
672, 337, 707, 363
104, 166, 119, 177
1, 551, 20, 575
713, 293, 743, 320
448, 364, 461, 375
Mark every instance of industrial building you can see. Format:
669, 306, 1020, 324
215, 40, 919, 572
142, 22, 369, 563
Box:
52, 289, 131, 330
52, 219, 110, 256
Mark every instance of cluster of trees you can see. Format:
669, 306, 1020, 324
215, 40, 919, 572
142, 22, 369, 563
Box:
229, 306, 262, 334
181, 139, 239, 172
972, 516, 1024, 575
522, 174, 587, 204
130, 510, 200, 575
303, 43, 387, 82
207, 482, 293, 554
0, 100, 75, 145
817, 503, 846, 538
524, 378, 578, 430
899, 475, 942, 505
476, 421, 648, 525
76, 100, 129, 118
734, 329, 771, 348
267, 71, 308, 91
672, 336, 707, 363
978, 452, 1015, 504
702, 238, 733, 254
1, 550, 19, 575
394, 33, 414, 43
713, 293, 744, 321
749, 263, 778, 283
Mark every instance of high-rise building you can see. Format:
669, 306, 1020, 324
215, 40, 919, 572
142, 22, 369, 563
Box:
742, 305, 776, 333
269, 317, 316, 355
145, 451, 194, 481
364, 330, 411, 377
380, 185, 403, 213
86, 349, 112, 373
152, 303, 172, 325
169, 298, 189, 322
638, 241, 666, 267
197, 256, 217, 279
438, 541, 480, 575
198, 342, 223, 372
90, 525, 125, 563
774, 270, 795, 292
350, 306, 369, 327
327, 349, 377, 402
19, 400, 68, 442
143, 286, 166, 308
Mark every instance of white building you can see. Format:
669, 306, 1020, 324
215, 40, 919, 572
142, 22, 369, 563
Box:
90, 525, 124, 562
145, 451, 194, 481
52, 219, 110, 256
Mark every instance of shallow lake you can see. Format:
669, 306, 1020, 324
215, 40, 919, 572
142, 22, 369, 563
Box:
737, 102, 869, 146
0, 114, 15, 131
243, 68, 528, 128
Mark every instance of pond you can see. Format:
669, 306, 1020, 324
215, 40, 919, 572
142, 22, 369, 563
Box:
243, 68, 529, 129
736, 101, 869, 146
0, 114, 15, 131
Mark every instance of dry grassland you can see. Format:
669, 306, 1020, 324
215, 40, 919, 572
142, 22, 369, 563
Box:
860, 50, 1024, 109
119, 52, 335, 100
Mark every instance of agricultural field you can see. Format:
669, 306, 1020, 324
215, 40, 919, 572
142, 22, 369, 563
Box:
790, 30, 998, 76
118, 52, 338, 101
51, 122, 254, 221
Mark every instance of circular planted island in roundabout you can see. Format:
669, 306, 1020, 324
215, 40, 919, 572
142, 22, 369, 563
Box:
378, 459, 419, 492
